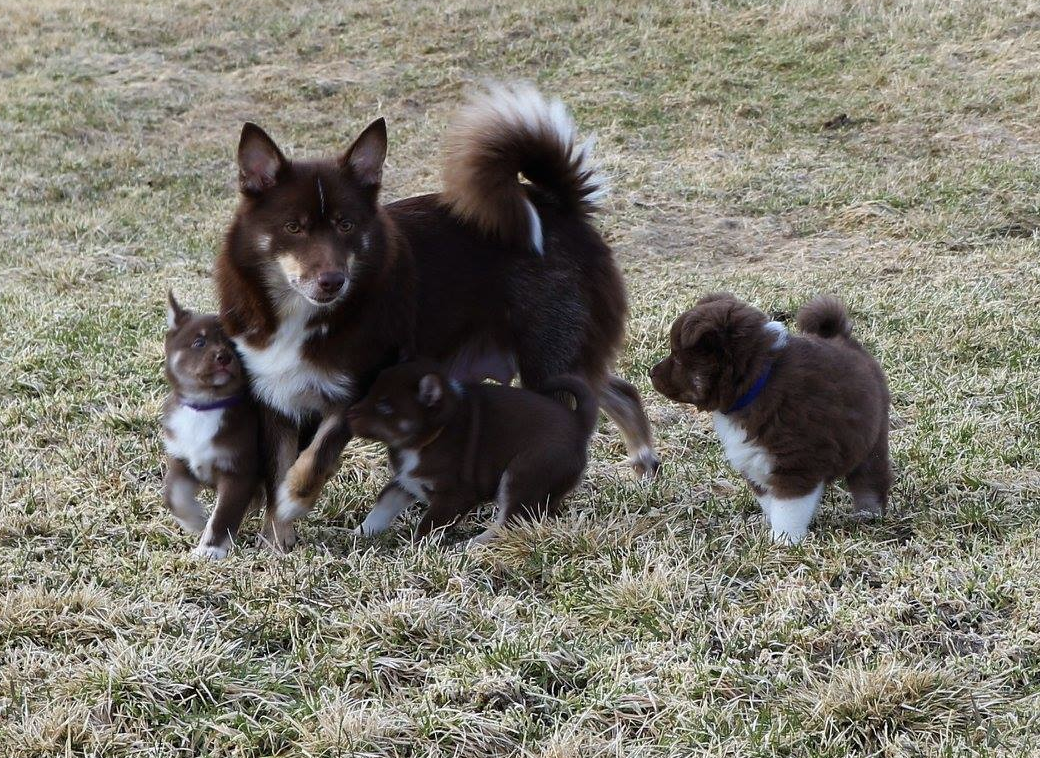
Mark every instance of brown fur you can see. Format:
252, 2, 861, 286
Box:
161, 293, 264, 558
650, 293, 891, 542
348, 362, 598, 541
213, 85, 659, 548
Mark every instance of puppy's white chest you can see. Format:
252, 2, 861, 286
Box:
713, 412, 774, 491
164, 406, 225, 483
394, 449, 430, 502
235, 309, 354, 420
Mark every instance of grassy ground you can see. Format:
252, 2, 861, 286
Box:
2, 0, 1039, 755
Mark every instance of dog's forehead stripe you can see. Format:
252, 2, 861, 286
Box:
317, 178, 326, 218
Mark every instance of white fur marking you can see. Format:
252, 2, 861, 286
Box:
192, 541, 230, 560
524, 197, 544, 254
356, 486, 415, 536
713, 411, 774, 492
394, 449, 430, 502
256, 233, 272, 253
164, 406, 226, 485
317, 178, 326, 217
763, 483, 824, 545
765, 320, 789, 350
234, 298, 355, 420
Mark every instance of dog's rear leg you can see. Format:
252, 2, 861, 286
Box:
275, 408, 352, 523
259, 410, 299, 553
600, 374, 660, 478
846, 425, 891, 520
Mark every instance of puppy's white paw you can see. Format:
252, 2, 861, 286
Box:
629, 446, 662, 479
771, 528, 806, 546
192, 543, 230, 560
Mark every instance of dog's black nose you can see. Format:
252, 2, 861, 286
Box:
317, 271, 345, 293
215, 350, 232, 366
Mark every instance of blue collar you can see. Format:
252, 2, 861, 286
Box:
181, 393, 245, 412
725, 362, 773, 414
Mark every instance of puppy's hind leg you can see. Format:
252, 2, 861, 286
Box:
600, 374, 661, 478
846, 426, 892, 521
194, 474, 260, 560
164, 458, 207, 534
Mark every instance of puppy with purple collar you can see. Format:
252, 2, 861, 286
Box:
162, 293, 264, 558
650, 293, 891, 544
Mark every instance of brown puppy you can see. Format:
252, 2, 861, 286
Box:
650, 293, 891, 544
347, 362, 598, 542
162, 293, 264, 558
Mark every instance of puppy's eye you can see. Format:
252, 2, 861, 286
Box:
336, 219, 354, 233
375, 401, 392, 416
191, 336, 206, 349
284, 221, 302, 234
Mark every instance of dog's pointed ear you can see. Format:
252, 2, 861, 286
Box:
238, 123, 287, 194
167, 290, 190, 329
417, 373, 443, 407
340, 118, 387, 189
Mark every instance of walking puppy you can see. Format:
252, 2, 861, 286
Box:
347, 363, 598, 542
162, 293, 264, 558
650, 293, 891, 544
214, 83, 659, 551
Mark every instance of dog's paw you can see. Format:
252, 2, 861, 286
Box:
770, 528, 806, 546
192, 543, 230, 560
257, 521, 298, 554
629, 446, 662, 480
174, 512, 208, 535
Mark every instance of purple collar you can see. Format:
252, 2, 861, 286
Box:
725, 362, 773, 414
180, 393, 246, 412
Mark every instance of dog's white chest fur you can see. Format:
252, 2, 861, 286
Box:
394, 449, 430, 501
164, 406, 226, 483
713, 412, 774, 491
235, 305, 354, 420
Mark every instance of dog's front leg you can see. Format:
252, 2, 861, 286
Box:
275, 407, 353, 523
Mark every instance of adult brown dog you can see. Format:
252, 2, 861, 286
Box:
650, 293, 891, 544
214, 83, 658, 550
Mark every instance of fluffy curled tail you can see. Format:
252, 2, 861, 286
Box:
796, 295, 853, 339
539, 376, 599, 440
441, 82, 607, 255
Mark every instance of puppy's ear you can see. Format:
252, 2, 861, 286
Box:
238, 123, 287, 194
681, 318, 721, 356
341, 118, 387, 189
166, 290, 190, 329
417, 373, 443, 407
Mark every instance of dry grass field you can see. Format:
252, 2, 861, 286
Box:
2, 0, 1039, 755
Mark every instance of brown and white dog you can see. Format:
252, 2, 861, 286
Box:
214, 83, 659, 551
650, 293, 891, 544
162, 293, 264, 558
347, 362, 598, 542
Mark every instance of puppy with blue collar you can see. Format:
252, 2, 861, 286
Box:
162, 293, 264, 558
650, 293, 891, 544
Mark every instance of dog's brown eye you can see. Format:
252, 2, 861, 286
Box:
191, 336, 206, 349
375, 400, 392, 416
336, 219, 353, 233
284, 221, 302, 234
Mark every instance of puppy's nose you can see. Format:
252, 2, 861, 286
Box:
317, 271, 345, 293
215, 350, 232, 367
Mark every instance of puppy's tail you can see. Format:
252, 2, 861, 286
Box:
540, 375, 599, 440
796, 295, 853, 340
441, 82, 607, 255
